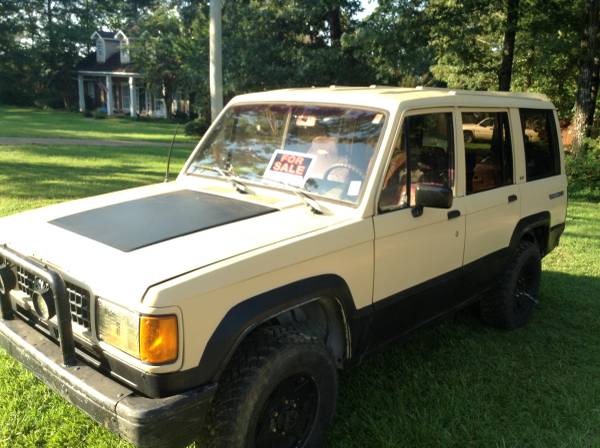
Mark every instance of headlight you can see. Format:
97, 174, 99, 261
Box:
96, 298, 178, 364
33, 288, 55, 320
97, 298, 140, 358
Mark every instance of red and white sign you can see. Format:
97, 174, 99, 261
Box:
264, 150, 316, 187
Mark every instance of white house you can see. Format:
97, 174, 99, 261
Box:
76, 30, 170, 118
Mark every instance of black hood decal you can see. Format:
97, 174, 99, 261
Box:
50, 190, 276, 252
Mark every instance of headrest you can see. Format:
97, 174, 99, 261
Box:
309, 136, 338, 157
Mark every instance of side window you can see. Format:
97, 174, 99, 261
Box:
380, 112, 454, 210
462, 111, 513, 194
519, 109, 560, 180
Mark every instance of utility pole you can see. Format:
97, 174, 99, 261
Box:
210, 0, 223, 122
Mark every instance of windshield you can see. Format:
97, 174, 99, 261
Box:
187, 104, 387, 204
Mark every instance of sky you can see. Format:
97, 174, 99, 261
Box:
358, 0, 378, 19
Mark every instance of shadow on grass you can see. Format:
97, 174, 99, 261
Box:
328, 270, 600, 448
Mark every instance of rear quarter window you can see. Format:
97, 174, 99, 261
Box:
519, 109, 561, 181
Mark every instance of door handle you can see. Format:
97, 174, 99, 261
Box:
549, 191, 564, 200
508, 194, 518, 203
447, 210, 461, 220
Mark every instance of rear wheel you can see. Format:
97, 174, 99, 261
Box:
480, 240, 541, 329
203, 325, 338, 448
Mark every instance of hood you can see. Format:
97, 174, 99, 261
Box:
0, 182, 351, 305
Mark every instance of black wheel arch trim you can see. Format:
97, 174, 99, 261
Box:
196, 274, 370, 384
509, 211, 551, 254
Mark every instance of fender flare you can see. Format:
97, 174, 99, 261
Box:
508, 211, 551, 253
194, 274, 367, 384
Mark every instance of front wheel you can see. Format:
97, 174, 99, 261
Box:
204, 325, 338, 448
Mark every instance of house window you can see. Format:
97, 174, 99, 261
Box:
122, 85, 131, 110
96, 38, 105, 63
120, 41, 130, 64
86, 82, 95, 99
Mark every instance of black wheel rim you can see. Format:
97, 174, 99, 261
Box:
513, 259, 538, 313
255, 374, 319, 448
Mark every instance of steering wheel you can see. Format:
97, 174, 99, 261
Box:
322, 163, 365, 182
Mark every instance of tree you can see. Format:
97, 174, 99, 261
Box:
349, 0, 433, 86
132, 6, 194, 119
572, 0, 600, 152
510, 0, 582, 115
427, 0, 503, 90
498, 0, 520, 91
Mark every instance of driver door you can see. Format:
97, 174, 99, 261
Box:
371, 109, 466, 345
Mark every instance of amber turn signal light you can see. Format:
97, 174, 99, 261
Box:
140, 315, 178, 364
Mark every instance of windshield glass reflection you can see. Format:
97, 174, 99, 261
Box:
187, 104, 386, 204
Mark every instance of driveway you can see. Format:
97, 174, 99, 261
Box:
0, 137, 195, 148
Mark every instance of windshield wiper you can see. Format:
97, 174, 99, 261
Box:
261, 179, 326, 215
193, 164, 252, 195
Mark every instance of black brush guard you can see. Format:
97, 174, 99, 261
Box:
0, 244, 77, 366
0, 244, 216, 447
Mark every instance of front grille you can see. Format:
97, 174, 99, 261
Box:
14, 265, 91, 330
66, 282, 91, 329
16, 265, 40, 296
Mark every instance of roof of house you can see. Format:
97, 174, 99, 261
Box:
91, 30, 129, 41
76, 52, 138, 74
96, 30, 116, 39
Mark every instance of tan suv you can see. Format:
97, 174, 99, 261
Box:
0, 87, 567, 448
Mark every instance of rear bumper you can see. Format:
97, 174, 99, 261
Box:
0, 317, 216, 448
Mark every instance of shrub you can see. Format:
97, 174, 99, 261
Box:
92, 108, 107, 119
172, 110, 190, 123
33, 96, 64, 109
566, 138, 600, 201
184, 116, 210, 136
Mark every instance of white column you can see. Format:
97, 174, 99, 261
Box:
77, 75, 85, 112
209, 0, 223, 122
106, 75, 113, 116
128, 76, 136, 117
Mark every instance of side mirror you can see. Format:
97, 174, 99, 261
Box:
415, 184, 453, 209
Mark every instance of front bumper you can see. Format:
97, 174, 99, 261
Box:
0, 317, 217, 448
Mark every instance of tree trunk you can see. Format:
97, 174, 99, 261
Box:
498, 0, 519, 91
328, 6, 342, 45
587, 58, 600, 128
572, 0, 600, 153
164, 80, 173, 120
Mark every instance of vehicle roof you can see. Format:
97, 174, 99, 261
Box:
231, 86, 555, 112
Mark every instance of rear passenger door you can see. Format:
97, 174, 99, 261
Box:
518, 109, 567, 230
460, 110, 521, 294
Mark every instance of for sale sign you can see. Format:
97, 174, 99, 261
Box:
264, 150, 316, 187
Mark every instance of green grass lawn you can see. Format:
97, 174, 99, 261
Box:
0, 105, 196, 143
0, 143, 599, 447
